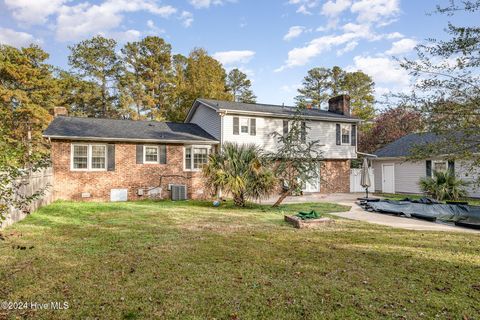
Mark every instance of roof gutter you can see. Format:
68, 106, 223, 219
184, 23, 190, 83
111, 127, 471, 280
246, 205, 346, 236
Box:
357, 151, 378, 158
43, 135, 219, 145
217, 108, 360, 123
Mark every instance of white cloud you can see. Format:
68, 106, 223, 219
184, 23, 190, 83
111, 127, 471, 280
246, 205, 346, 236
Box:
213, 50, 255, 65
0, 28, 40, 47
283, 26, 305, 41
110, 29, 142, 42
54, 0, 177, 41
288, 0, 319, 15
351, 0, 400, 25
281, 83, 301, 93
4, 0, 66, 25
180, 11, 194, 27
350, 55, 410, 87
146, 20, 166, 34
276, 32, 360, 71
189, 0, 234, 9
337, 41, 358, 55
386, 32, 404, 39
321, 0, 352, 17
385, 38, 417, 55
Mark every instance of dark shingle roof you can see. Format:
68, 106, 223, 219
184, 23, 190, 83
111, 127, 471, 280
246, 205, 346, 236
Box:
374, 133, 442, 158
44, 116, 218, 143
194, 98, 359, 121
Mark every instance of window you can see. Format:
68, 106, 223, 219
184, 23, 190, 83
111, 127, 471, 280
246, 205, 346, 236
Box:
341, 125, 350, 144
91, 145, 106, 169
71, 144, 107, 171
73, 145, 88, 169
144, 146, 159, 163
193, 148, 208, 169
433, 160, 447, 173
233, 117, 256, 136
240, 118, 249, 133
184, 146, 210, 171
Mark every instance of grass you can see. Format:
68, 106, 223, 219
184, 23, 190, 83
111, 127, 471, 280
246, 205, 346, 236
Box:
375, 193, 480, 206
0, 200, 479, 320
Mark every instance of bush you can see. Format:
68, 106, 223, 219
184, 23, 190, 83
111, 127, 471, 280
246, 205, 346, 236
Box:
419, 170, 469, 201
203, 143, 276, 207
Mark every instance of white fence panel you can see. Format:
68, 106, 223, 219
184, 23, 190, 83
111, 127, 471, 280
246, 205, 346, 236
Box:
350, 168, 375, 193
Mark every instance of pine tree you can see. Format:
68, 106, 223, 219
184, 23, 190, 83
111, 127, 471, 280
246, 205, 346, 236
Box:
227, 68, 256, 103
68, 36, 121, 118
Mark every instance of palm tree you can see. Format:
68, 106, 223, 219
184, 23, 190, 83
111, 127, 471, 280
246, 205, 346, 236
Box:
419, 170, 469, 201
203, 143, 276, 207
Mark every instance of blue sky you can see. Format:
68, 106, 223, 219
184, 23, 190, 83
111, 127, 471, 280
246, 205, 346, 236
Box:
0, 0, 476, 106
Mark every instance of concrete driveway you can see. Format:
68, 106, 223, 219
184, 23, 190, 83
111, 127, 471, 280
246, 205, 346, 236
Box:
261, 193, 480, 233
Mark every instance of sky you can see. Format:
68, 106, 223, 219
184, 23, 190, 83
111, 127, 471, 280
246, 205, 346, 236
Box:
0, 0, 477, 106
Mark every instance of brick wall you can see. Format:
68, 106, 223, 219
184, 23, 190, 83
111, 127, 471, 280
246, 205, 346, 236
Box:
321, 159, 351, 193
51, 140, 212, 201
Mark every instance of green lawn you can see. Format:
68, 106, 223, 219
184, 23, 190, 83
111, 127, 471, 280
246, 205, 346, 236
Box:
1, 200, 479, 320
375, 193, 480, 206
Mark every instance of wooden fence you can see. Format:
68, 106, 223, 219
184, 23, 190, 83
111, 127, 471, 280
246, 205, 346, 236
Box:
1, 167, 53, 229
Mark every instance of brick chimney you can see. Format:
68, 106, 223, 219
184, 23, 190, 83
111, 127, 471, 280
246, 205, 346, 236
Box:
328, 95, 350, 116
54, 107, 68, 117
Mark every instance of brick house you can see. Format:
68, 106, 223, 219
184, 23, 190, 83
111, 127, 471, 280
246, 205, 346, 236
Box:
44, 95, 360, 201
44, 116, 218, 201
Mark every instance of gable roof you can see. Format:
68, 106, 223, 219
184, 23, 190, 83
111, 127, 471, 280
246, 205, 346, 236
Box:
185, 98, 360, 123
374, 133, 444, 158
44, 116, 218, 144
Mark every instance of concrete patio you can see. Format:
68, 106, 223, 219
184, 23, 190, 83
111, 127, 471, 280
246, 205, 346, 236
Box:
261, 193, 480, 233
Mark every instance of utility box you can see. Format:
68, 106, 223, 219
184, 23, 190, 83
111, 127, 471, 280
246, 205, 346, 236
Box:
111, 189, 128, 202
171, 185, 187, 201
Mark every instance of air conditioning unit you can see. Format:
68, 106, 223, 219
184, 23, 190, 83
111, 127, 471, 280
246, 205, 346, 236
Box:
171, 185, 187, 201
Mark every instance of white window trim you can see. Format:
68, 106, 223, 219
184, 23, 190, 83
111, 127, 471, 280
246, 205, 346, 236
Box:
341, 124, 351, 145
143, 145, 160, 164
70, 143, 107, 172
433, 160, 448, 173
184, 145, 211, 172
239, 117, 250, 135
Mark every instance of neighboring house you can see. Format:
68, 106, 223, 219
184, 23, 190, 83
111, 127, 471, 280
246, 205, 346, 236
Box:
43, 113, 218, 201
186, 95, 361, 193
372, 132, 480, 197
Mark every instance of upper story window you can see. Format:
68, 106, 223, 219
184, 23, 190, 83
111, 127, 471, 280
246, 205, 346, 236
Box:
341, 125, 350, 144
233, 117, 256, 136
184, 145, 211, 171
72, 144, 107, 171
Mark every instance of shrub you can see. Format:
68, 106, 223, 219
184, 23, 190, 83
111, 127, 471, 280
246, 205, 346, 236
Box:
419, 170, 469, 201
203, 143, 276, 207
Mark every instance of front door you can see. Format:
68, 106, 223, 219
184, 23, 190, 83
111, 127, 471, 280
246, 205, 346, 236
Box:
302, 166, 320, 193
382, 164, 395, 193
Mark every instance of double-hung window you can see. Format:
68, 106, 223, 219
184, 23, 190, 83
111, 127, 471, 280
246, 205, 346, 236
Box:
433, 160, 448, 173
233, 117, 256, 136
72, 144, 107, 171
184, 146, 210, 171
144, 146, 159, 163
341, 125, 350, 145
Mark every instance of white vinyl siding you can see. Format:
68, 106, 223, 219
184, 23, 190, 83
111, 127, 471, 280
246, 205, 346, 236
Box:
373, 158, 480, 198
222, 115, 357, 159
